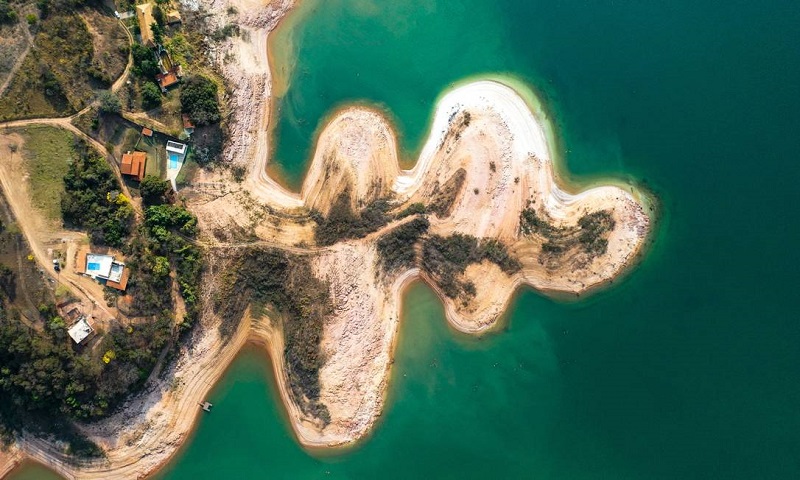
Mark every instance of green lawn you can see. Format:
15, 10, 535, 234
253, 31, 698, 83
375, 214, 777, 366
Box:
141, 134, 166, 178
18, 126, 76, 221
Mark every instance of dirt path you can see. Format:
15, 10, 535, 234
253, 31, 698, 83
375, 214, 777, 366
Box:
0, 17, 137, 332
1, 117, 141, 217
0, 25, 33, 97
110, 20, 134, 94
0, 132, 118, 326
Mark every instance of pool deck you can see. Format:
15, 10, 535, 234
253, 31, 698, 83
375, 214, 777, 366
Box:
165, 146, 188, 190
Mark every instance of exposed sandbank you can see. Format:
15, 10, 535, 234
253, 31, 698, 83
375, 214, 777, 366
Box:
4, 0, 652, 477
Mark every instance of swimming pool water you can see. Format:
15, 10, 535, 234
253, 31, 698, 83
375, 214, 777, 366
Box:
169, 153, 180, 169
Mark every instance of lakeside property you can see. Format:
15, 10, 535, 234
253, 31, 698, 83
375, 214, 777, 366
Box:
4, 0, 800, 479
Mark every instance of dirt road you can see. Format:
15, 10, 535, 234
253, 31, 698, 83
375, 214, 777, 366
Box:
0, 16, 138, 328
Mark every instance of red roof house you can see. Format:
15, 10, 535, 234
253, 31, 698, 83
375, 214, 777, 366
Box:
121, 151, 147, 181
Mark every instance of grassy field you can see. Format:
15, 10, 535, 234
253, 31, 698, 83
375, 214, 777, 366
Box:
140, 134, 166, 178
175, 157, 199, 187
18, 126, 76, 221
147, 88, 184, 136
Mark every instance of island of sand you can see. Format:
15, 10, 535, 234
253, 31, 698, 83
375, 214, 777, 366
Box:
2, 0, 652, 478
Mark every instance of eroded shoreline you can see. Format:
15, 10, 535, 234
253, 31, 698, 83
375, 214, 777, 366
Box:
3, 0, 653, 477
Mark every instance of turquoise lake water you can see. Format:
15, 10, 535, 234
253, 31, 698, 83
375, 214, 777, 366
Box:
13, 0, 800, 478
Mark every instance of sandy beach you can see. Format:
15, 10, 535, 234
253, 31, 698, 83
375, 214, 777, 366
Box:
2, 0, 652, 477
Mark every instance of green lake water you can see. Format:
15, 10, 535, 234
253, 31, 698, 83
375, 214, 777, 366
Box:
14, 0, 800, 478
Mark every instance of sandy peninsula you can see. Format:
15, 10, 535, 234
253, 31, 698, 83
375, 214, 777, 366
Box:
3, 0, 652, 477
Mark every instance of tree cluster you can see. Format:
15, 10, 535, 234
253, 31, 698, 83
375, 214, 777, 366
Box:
376, 217, 429, 273
421, 234, 521, 300
180, 74, 220, 126
519, 207, 615, 258
131, 44, 160, 79
312, 191, 391, 246
61, 141, 133, 247
0, 295, 170, 453
0, 0, 18, 24
213, 248, 332, 424
142, 203, 202, 329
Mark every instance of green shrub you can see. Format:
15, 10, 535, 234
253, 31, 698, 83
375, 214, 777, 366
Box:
61, 141, 132, 247
97, 90, 121, 114
141, 82, 162, 110
396, 202, 426, 219
313, 191, 391, 246
131, 44, 159, 78
377, 217, 430, 273
139, 175, 172, 206
180, 75, 220, 126
0, 264, 14, 300
0, 0, 18, 24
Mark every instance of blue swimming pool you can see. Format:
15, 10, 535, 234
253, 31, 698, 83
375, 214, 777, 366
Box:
169, 153, 181, 169
87, 262, 100, 270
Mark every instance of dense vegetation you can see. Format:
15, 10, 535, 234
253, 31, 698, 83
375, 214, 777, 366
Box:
0, 295, 171, 453
121, 178, 200, 326
131, 43, 160, 79
180, 74, 220, 126
376, 217, 430, 273
0, 0, 18, 24
145, 204, 203, 329
520, 207, 616, 259
0, 263, 13, 300
396, 202, 426, 219
213, 248, 332, 424
98, 90, 121, 114
139, 175, 173, 206
61, 141, 133, 247
428, 168, 466, 218
421, 234, 521, 300
141, 82, 162, 109
312, 191, 391, 246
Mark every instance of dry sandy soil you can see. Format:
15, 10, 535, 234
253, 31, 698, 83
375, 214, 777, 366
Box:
0, 131, 122, 327
1, 0, 653, 477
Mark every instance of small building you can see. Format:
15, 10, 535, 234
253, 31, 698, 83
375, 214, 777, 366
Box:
167, 10, 182, 25
166, 140, 187, 157
106, 262, 130, 291
76, 251, 130, 291
142, 127, 153, 137
67, 317, 93, 345
136, 3, 156, 47
121, 151, 147, 181
182, 114, 195, 137
156, 68, 180, 92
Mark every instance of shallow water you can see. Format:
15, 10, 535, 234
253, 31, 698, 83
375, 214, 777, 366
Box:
12, 0, 800, 478
5, 463, 61, 480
